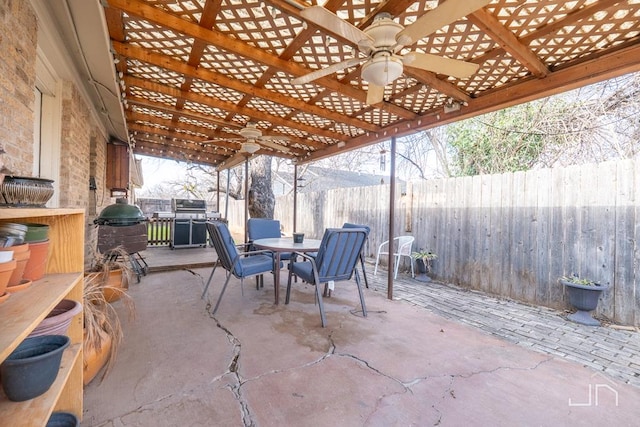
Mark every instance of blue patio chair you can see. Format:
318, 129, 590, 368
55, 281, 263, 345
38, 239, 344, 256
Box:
247, 218, 291, 260
342, 222, 371, 288
202, 221, 275, 315
285, 227, 368, 327
247, 218, 291, 288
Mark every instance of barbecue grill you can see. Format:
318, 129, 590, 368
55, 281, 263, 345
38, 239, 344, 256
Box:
95, 198, 149, 280
171, 198, 208, 249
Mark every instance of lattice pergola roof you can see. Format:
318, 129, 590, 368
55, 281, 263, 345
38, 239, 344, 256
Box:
103, 0, 640, 169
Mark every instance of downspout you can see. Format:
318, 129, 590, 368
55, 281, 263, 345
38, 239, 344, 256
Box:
387, 136, 396, 300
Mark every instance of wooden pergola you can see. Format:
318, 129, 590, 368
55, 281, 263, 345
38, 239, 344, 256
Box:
100, 0, 640, 169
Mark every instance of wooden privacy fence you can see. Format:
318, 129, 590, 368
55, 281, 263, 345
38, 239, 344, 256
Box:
229, 159, 640, 326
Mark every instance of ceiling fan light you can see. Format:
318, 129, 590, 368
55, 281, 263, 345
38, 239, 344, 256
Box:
241, 142, 261, 154
361, 55, 403, 87
239, 126, 262, 140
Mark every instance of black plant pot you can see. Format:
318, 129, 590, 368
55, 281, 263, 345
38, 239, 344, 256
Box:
561, 280, 608, 326
0, 335, 70, 401
47, 412, 80, 427
414, 259, 431, 282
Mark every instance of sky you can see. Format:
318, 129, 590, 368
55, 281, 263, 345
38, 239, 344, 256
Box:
137, 156, 189, 189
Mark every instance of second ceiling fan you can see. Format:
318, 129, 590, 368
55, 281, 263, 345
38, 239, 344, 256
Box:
292, 0, 490, 105
203, 122, 291, 154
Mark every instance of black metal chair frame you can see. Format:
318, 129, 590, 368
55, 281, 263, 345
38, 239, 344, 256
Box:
202, 221, 275, 315
286, 228, 368, 327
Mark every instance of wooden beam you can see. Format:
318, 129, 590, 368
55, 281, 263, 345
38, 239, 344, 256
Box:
469, 8, 549, 78
107, 0, 366, 101
403, 69, 473, 103
302, 42, 640, 163
127, 96, 242, 129
113, 41, 378, 135
123, 74, 340, 144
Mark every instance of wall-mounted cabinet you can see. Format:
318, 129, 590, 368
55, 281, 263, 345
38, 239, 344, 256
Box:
106, 142, 129, 195
0, 208, 84, 426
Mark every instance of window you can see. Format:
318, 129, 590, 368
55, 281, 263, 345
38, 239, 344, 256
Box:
35, 49, 62, 207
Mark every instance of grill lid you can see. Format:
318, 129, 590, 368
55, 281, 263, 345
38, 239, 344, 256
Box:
95, 198, 146, 226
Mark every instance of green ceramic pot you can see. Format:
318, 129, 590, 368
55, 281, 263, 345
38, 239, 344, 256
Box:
22, 223, 50, 243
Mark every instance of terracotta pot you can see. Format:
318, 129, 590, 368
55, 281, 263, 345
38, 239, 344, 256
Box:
0, 243, 30, 286
7, 279, 31, 293
83, 328, 113, 386
102, 269, 126, 303
23, 239, 49, 281
0, 259, 17, 297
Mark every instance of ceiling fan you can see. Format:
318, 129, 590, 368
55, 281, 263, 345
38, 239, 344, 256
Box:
292, 0, 490, 105
202, 122, 291, 154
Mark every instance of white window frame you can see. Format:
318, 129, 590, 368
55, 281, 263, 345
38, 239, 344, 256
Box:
34, 48, 62, 208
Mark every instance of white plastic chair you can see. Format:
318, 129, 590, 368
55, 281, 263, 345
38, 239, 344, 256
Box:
374, 236, 415, 279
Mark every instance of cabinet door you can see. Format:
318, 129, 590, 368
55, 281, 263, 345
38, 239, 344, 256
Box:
106, 142, 129, 193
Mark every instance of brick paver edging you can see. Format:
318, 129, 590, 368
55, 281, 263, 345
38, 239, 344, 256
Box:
368, 274, 640, 388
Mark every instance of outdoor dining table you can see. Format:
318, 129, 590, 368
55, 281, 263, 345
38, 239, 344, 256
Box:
252, 237, 322, 304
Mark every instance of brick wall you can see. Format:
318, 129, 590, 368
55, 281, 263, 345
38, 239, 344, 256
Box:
1, 1, 115, 269
0, 0, 37, 175
59, 81, 93, 208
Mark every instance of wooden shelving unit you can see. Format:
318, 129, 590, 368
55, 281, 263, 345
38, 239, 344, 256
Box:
0, 208, 84, 426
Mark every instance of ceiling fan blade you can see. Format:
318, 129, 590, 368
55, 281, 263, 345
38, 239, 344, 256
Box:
301, 6, 374, 47
261, 135, 291, 142
201, 136, 243, 145
292, 57, 362, 85
403, 52, 479, 79
258, 139, 291, 153
366, 84, 385, 105
396, 0, 491, 46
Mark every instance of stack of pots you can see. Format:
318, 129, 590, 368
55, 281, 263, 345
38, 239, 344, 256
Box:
0, 222, 50, 303
21, 223, 50, 282
0, 222, 24, 303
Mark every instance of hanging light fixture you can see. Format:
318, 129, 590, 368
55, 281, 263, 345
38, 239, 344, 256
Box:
241, 141, 260, 154
361, 53, 403, 87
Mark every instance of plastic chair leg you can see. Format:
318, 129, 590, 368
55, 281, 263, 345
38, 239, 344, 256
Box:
374, 252, 380, 276
394, 254, 401, 279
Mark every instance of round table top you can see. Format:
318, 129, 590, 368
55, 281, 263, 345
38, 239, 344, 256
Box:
253, 237, 322, 252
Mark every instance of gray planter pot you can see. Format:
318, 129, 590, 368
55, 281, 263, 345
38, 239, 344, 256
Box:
561, 279, 608, 326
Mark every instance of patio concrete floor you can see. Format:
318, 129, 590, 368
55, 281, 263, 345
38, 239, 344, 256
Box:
81, 247, 640, 426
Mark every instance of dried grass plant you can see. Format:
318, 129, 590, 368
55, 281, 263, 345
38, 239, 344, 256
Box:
84, 245, 136, 383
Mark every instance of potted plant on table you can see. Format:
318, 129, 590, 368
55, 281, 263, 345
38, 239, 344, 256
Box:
412, 249, 437, 283
559, 275, 609, 326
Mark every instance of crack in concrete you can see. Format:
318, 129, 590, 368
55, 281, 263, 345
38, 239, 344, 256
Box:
204, 307, 255, 427
427, 356, 556, 426
353, 349, 556, 426
201, 311, 343, 426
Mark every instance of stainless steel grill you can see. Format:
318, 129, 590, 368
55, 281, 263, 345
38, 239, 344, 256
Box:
171, 198, 207, 249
